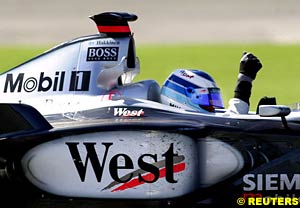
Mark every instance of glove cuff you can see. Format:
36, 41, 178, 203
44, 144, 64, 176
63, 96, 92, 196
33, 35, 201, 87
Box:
238, 73, 253, 83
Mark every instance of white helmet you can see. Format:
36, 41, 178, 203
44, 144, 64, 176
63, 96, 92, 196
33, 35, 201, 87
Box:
161, 69, 224, 112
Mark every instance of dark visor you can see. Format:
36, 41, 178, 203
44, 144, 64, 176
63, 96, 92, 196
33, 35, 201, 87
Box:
186, 87, 224, 109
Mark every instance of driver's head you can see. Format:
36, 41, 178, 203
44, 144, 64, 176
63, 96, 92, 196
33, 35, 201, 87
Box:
161, 69, 224, 112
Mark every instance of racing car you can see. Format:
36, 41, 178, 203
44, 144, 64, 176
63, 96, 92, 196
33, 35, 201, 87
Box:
0, 12, 300, 208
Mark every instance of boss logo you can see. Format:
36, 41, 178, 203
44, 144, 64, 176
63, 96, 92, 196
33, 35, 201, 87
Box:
86, 47, 119, 61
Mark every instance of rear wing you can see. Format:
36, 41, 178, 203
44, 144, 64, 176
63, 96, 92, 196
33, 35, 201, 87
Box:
0, 104, 52, 137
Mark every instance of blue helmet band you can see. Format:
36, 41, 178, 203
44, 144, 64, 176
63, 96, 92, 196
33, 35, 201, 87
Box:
168, 74, 199, 89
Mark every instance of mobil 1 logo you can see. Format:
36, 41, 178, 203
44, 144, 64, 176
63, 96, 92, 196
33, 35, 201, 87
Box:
3, 71, 91, 93
86, 47, 119, 61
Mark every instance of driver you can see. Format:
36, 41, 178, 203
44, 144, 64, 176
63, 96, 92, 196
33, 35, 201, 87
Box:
160, 52, 262, 114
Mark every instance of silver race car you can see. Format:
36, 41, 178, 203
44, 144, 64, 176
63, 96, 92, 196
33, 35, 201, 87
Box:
0, 12, 300, 207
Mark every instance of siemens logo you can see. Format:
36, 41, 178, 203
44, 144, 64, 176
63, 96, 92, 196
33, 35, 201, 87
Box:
86, 47, 119, 61
243, 174, 300, 191
3, 71, 91, 93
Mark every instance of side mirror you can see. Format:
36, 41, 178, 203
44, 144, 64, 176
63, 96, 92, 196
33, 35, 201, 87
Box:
259, 105, 291, 117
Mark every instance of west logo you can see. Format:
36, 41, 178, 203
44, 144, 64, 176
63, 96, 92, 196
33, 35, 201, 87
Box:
86, 47, 119, 61
3, 71, 91, 93
113, 108, 144, 117
66, 142, 185, 191
180, 70, 194, 79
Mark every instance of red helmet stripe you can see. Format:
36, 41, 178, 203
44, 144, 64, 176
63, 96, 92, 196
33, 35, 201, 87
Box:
97, 25, 131, 33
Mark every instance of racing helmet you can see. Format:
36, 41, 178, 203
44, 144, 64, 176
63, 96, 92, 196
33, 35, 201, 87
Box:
161, 69, 224, 112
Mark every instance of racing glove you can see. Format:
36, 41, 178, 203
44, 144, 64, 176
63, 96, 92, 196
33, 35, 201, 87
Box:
239, 52, 262, 80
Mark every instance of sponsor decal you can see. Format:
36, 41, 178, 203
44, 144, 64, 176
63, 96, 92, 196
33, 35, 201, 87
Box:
96, 40, 120, 45
86, 47, 119, 61
88, 40, 120, 46
243, 174, 300, 191
113, 107, 144, 117
69, 71, 91, 91
3, 71, 90, 93
179, 70, 194, 79
170, 103, 181, 109
66, 142, 186, 192
237, 174, 300, 206
100, 90, 122, 101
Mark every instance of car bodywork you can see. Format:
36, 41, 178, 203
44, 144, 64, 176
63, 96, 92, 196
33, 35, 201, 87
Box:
0, 12, 300, 208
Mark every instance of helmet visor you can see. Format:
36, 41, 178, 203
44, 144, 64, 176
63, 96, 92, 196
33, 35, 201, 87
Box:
209, 88, 224, 108
186, 87, 224, 109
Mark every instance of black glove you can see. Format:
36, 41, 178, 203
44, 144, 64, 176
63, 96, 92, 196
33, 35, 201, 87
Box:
239, 52, 262, 80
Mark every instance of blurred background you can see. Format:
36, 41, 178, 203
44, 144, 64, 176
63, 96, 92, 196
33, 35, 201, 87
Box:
0, 0, 300, 45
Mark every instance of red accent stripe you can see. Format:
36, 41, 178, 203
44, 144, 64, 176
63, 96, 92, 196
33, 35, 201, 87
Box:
111, 162, 186, 192
97, 25, 131, 33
